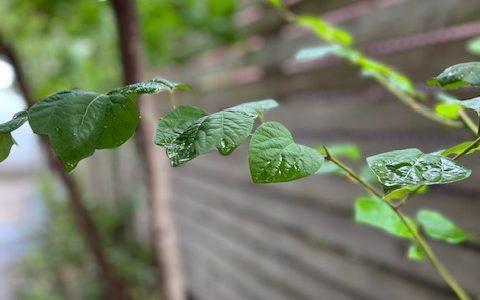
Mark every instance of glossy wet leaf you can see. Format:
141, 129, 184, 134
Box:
0, 133, 15, 163
29, 90, 140, 171
155, 106, 207, 146
161, 100, 278, 166
408, 244, 425, 261
249, 122, 323, 183
428, 62, 480, 89
296, 16, 353, 46
441, 141, 480, 157
0, 111, 28, 134
107, 78, 190, 96
367, 148, 471, 188
417, 210, 469, 244
354, 196, 416, 239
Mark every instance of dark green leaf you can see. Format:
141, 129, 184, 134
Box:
107, 78, 190, 96
155, 106, 207, 146
354, 196, 416, 239
249, 122, 323, 183
29, 90, 140, 171
296, 16, 353, 46
407, 244, 425, 261
429, 62, 480, 89
417, 210, 469, 244
0, 133, 15, 163
160, 100, 278, 166
367, 148, 471, 188
0, 111, 28, 134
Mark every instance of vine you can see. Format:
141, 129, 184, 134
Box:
1, 1, 480, 299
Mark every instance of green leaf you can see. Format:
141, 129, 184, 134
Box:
441, 141, 480, 157
249, 122, 323, 183
407, 244, 425, 261
159, 100, 279, 166
428, 62, 480, 89
434, 103, 461, 119
107, 78, 190, 96
267, 0, 283, 9
0, 133, 15, 163
367, 148, 471, 188
466, 37, 480, 55
417, 210, 469, 244
354, 196, 416, 239
155, 106, 207, 146
358, 57, 418, 97
227, 99, 279, 117
29, 90, 140, 171
296, 16, 353, 46
315, 143, 361, 175
0, 111, 29, 134
447, 96, 480, 116
384, 185, 428, 201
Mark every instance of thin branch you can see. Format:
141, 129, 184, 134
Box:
0, 34, 127, 300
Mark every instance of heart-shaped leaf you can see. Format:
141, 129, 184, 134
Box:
355, 196, 417, 239
107, 78, 190, 96
227, 99, 278, 117
29, 90, 140, 171
367, 148, 471, 188
249, 122, 323, 183
429, 62, 480, 89
0, 133, 15, 163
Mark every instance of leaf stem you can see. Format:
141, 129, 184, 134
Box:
458, 110, 478, 136
323, 147, 471, 300
169, 91, 177, 109
453, 136, 480, 160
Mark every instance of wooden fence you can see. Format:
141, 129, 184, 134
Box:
155, 0, 480, 299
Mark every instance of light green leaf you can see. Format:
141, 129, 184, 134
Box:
429, 62, 480, 89
315, 143, 361, 175
434, 103, 461, 119
0, 111, 28, 134
466, 37, 480, 55
29, 90, 140, 171
441, 141, 480, 157
107, 78, 190, 96
0, 133, 15, 163
227, 99, 278, 117
296, 16, 353, 46
384, 185, 428, 201
408, 244, 425, 261
267, 0, 283, 9
417, 210, 469, 244
367, 148, 471, 188
354, 196, 416, 239
155, 106, 207, 146
249, 122, 323, 183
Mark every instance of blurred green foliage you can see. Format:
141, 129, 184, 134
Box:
15, 175, 157, 300
0, 0, 239, 98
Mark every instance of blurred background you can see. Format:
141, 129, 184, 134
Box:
1, 0, 480, 299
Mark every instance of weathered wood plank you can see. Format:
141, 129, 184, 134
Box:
175, 195, 456, 300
